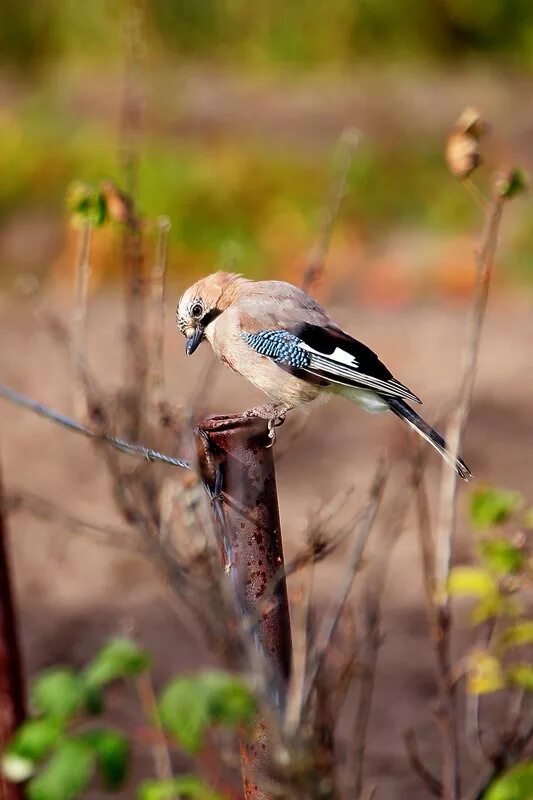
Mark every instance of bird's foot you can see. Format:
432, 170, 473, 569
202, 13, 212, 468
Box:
243, 403, 292, 446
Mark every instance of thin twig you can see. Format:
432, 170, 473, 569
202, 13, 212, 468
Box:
435, 187, 507, 604
300, 458, 388, 717
302, 128, 360, 293
136, 670, 173, 781
72, 224, 92, 417
284, 562, 314, 736
414, 458, 461, 800
149, 216, 170, 420
120, 3, 147, 438
432, 178, 512, 800
0, 384, 190, 470
403, 730, 443, 798
351, 477, 415, 798
6, 489, 143, 553
465, 618, 496, 763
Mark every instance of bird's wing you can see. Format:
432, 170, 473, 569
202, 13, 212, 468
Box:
242, 322, 421, 403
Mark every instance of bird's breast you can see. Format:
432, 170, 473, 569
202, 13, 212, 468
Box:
211, 327, 321, 406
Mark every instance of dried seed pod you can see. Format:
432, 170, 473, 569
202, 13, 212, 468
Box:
100, 180, 136, 226
446, 107, 487, 180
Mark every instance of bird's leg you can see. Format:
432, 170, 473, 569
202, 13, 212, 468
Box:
243, 402, 293, 445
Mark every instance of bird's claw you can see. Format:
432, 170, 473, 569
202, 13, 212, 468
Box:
266, 411, 286, 447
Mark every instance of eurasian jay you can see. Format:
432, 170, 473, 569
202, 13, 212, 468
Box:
177, 272, 471, 479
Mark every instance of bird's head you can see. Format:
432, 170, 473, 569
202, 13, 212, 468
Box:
176, 271, 246, 355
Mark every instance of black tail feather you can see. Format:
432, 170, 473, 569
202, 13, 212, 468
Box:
386, 397, 472, 481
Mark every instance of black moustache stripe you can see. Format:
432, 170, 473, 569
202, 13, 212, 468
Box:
201, 308, 222, 328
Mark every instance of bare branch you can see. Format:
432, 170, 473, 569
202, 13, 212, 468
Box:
403, 730, 443, 798
300, 458, 388, 716
148, 216, 171, 419
6, 489, 143, 553
351, 477, 415, 798
430, 173, 519, 800
302, 128, 360, 293
435, 182, 509, 604
0, 384, 191, 470
136, 670, 173, 781
72, 224, 92, 417
414, 458, 461, 800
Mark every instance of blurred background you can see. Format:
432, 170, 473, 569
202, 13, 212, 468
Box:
2, 0, 533, 294
1, 2, 533, 798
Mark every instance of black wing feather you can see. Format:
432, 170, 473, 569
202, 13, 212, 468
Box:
292, 323, 421, 403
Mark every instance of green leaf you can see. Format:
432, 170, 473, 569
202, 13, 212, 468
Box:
469, 487, 522, 529
31, 669, 85, 722
497, 622, 533, 654
497, 168, 528, 200
82, 729, 129, 789
159, 671, 256, 754
82, 638, 150, 689
83, 685, 104, 716
7, 719, 62, 763
159, 677, 209, 753
470, 595, 505, 625
507, 664, 533, 691
467, 650, 505, 695
448, 566, 498, 598
27, 738, 95, 800
65, 181, 107, 229
199, 671, 256, 728
137, 776, 226, 800
485, 761, 533, 800
478, 539, 524, 576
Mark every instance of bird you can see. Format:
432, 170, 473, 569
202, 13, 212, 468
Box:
176, 272, 471, 479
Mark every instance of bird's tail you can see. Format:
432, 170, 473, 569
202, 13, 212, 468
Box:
386, 397, 472, 481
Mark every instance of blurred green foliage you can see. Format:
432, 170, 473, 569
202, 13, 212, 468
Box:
1, 636, 254, 800
1, 1, 532, 286
4, 0, 533, 71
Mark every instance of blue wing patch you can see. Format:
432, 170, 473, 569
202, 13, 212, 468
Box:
242, 330, 310, 370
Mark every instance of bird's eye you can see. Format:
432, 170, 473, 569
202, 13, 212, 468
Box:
191, 302, 203, 319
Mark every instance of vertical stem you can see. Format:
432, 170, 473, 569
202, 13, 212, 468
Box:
120, 2, 147, 439
149, 216, 171, 420
72, 224, 92, 416
195, 415, 292, 800
432, 190, 506, 800
0, 464, 25, 800
435, 194, 505, 604
302, 128, 360, 293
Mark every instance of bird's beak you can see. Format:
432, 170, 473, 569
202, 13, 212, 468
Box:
185, 326, 204, 356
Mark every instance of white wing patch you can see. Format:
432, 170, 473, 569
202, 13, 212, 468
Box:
299, 342, 358, 367
298, 342, 421, 403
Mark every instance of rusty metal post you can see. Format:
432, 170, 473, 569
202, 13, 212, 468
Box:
0, 466, 25, 800
195, 415, 292, 800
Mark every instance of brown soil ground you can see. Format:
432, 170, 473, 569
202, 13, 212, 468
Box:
1, 288, 532, 799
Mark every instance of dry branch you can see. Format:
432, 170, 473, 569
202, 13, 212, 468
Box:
403, 730, 442, 798
6, 489, 142, 553
436, 178, 511, 605
0, 384, 190, 470
351, 480, 413, 798
72, 224, 92, 417
300, 458, 388, 718
430, 172, 518, 800
302, 128, 360, 293
149, 216, 171, 419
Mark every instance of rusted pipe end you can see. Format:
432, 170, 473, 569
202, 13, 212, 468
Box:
194, 413, 290, 656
